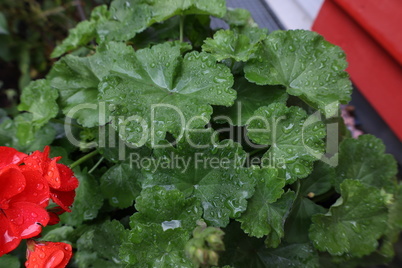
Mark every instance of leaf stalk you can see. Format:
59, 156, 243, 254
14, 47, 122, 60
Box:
70, 150, 99, 169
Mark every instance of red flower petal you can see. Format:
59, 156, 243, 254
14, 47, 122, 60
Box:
49, 190, 76, 213
0, 147, 27, 169
47, 207, 64, 226
25, 240, 72, 268
23, 150, 45, 173
11, 168, 50, 208
0, 165, 25, 205
47, 213, 60, 226
6, 202, 49, 239
24, 146, 65, 189
0, 212, 21, 257
45, 159, 62, 189
56, 164, 78, 192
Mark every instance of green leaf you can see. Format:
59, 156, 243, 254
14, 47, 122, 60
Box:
51, 5, 110, 57
247, 103, 326, 183
378, 183, 402, 258
97, 124, 152, 163
47, 56, 99, 127
60, 168, 104, 226
264, 191, 295, 248
300, 161, 335, 197
257, 243, 319, 268
285, 197, 326, 244
202, 28, 266, 62
75, 252, 119, 268
237, 168, 291, 245
0, 118, 13, 147
76, 221, 126, 267
0, 114, 56, 153
334, 134, 397, 193
96, 0, 226, 43
0, 255, 20, 268
92, 220, 128, 262
284, 163, 331, 243
47, 42, 135, 127
96, 0, 151, 42
131, 186, 203, 230
120, 186, 201, 266
141, 131, 257, 227
100, 162, 144, 208
148, 0, 227, 23
18, 79, 59, 127
52, 21, 96, 58
220, 222, 319, 267
245, 30, 352, 116
223, 8, 254, 27
99, 42, 235, 146
214, 76, 288, 126
41, 226, 75, 243
121, 224, 193, 267
309, 180, 388, 257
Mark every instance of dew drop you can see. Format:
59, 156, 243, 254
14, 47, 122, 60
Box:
111, 197, 119, 204
288, 45, 296, 52
161, 220, 181, 231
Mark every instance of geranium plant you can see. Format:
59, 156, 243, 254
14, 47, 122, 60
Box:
0, 0, 401, 267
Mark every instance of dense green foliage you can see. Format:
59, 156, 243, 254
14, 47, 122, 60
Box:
1, 0, 401, 267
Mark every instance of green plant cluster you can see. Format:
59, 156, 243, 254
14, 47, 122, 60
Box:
1, 0, 401, 267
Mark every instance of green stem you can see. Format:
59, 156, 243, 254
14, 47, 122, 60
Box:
70, 150, 99, 169
180, 15, 184, 42
88, 157, 104, 174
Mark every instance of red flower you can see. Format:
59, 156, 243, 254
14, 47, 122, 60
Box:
0, 146, 79, 257
24, 146, 79, 213
0, 152, 50, 256
25, 240, 73, 268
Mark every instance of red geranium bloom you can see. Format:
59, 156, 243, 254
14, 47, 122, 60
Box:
25, 240, 73, 268
0, 147, 27, 168
0, 148, 50, 257
24, 146, 79, 213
